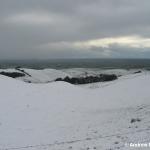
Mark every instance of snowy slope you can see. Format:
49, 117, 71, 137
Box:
18, 68, 71, 83
0, 73, 150, 150
0, 68, 71, 83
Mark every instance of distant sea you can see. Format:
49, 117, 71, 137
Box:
0, 59, 150, 70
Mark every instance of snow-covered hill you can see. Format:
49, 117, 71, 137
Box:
0, 68, 71, 83
0, 68, 144, 84
0, 72, 150, 150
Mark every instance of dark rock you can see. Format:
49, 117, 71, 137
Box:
130, 118, 141, 123
131, 119, 136, 123
55, 74, 117, 85
55, 78, 63, 81
0, 71, 25, 78
99, 74, 118, 81
136, 118, 141, 122
114, 141, 119, 144
133, 71, 142, 74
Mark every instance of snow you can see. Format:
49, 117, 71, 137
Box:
62, 68, 142, 77
0, 67, 145, 84
0, 68, 71, 83
0, 71, 150, 149
18, 68, 71, 83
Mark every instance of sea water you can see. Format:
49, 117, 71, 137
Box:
0, 59, 150, 70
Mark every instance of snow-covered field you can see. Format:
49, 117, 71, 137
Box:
0, 69, 150, 150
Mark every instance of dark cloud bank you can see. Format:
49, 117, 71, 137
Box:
0, 0, 150, 59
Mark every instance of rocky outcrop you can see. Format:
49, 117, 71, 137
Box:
0, 71, 25, 78
133, 71, 142, 74
55, 74, 117, 84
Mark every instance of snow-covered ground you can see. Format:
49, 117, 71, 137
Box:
0, 71, 150, 150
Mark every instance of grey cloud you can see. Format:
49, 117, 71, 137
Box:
0, 0, 150, 59
92, 44, 150, 58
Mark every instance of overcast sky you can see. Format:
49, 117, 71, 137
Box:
0, 0, 150, 59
